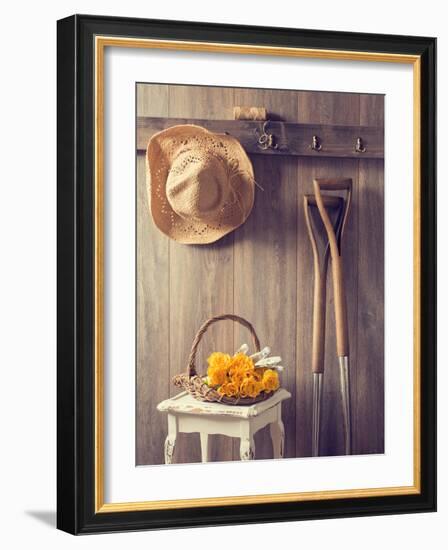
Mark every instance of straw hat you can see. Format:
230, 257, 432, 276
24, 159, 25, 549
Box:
146, 125, 255, 244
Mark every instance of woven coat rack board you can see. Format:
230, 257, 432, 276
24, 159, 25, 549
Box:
137, 116, 384, 159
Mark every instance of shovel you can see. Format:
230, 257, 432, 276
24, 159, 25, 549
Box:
304, 177, 352, 456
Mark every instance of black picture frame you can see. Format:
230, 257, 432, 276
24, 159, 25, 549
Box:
57, 14, 436, 535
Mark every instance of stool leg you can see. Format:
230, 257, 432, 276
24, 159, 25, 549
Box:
240, 422, 255, 460
200, 433, 211, 463
164, 414, 177, 464
270, 420, 285, 459
240, 437, 255, 461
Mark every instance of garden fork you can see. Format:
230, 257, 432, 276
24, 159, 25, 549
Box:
304, 178, 352, 456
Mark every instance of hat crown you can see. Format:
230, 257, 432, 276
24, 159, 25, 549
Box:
148, 125, 255, 244
166, 150, 231, 223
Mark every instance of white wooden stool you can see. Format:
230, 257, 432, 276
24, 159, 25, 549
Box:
157, 389, 291, 463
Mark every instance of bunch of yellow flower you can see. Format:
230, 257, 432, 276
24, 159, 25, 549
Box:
206, 351, 280, 399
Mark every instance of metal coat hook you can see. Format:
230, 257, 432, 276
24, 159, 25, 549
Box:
311, 135, 322, 152
256, 121, 278, 150
355, 137, 366, 153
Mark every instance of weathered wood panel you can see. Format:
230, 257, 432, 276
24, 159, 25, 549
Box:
168, 85, 236, 463
299, 91, 361, 125
233, 88, 298, 460
136, 85, 169, 465
136, 117, 384, 158
136, 84, 384, 465
296, 92, 360, 457
355, 95, 385, 454
297, 158, 359, 456
360, 94, 385, 129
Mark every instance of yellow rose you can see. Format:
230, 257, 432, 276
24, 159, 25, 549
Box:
262, 369, 280, 392
218, 382, 239, 397
240, 376, 263, 398
251, 369, 263, 382
252, 379, 264, 397
228, 352, 254, 374
206, 351, 268, 397
207, 352, 231, 370
239, 378, 253, 397
229, 368, 246, 386
207, 365, 228, 387
207, 352, 231, 387
227, 353, 254, 384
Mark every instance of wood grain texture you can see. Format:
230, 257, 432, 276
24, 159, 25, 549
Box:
299, 92, 361, 125
355, 95, 385, 454
360, 94, 385, 128
296, 92, 360, 457
233, 88, 298, 460
297, 158, 359, 456
135, 84, 384, 465
136, 84, 169, 465
136, 117, 384, 158
168, 85, 236, 463
303, 195, 333, 375
312, 178, 352, 357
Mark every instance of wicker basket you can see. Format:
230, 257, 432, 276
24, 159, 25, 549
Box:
173, 314, 276, 405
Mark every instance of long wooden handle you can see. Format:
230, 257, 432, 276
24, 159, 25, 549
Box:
304, 197, 329, 373
313, 179, 352, 357
304, 195, 345, 372
187, 314, 260, 377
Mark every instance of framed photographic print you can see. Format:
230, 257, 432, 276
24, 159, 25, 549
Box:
57, 14, 436, 534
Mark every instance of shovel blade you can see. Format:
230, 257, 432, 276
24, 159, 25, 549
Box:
312, 373, 324, 457
339, 356, 352, 455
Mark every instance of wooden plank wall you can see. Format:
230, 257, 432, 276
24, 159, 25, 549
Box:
136, 84, 384, 465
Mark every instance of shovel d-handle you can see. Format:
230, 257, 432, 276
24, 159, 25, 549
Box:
304, 195, 344, 374
312, 178, 352, 358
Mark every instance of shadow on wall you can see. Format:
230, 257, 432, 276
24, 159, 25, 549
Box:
25, 510, 56, 529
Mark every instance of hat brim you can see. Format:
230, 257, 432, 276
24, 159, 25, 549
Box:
146, 125, 255, 245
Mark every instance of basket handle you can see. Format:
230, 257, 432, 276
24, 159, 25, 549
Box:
187, 314, 261, 377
